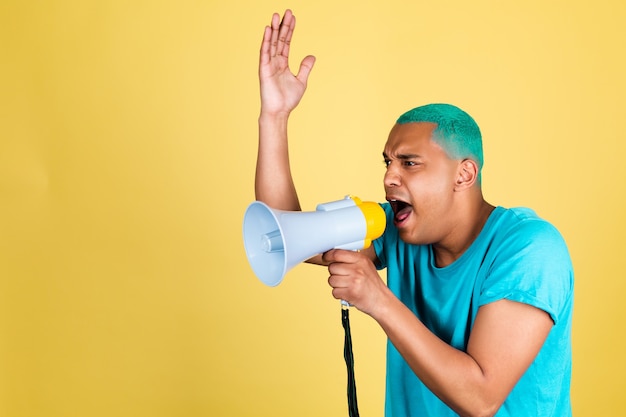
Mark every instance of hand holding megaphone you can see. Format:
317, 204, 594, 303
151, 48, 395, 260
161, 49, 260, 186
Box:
242, 195, 386, 287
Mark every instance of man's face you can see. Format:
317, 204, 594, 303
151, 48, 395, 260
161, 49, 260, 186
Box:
383, 122, 461, 245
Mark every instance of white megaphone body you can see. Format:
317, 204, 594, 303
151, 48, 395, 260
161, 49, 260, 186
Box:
243, 196, 386, 287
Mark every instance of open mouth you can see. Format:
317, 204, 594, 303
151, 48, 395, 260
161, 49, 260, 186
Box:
388, 199, 412, 224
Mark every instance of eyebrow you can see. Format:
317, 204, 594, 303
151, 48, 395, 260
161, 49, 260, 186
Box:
382, 152, 421, 160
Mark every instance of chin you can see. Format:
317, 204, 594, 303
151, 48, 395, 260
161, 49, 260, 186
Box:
397, 229, 421, 245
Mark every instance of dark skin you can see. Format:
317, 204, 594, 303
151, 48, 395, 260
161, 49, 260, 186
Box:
255, 10, 553, 417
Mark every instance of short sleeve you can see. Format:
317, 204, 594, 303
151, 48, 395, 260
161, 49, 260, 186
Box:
479, 215, 573, 324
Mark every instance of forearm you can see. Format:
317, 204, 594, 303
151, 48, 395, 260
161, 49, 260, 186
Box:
255, 112, 301, 211
371, 293, 500, 417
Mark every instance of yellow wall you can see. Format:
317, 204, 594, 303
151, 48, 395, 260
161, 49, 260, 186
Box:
1, 0, 624, 416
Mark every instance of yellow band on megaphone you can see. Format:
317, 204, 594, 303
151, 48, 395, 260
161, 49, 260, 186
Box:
349, 196, 386, 248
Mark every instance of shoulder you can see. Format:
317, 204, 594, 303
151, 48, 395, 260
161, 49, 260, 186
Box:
490, 207, 568, 253
485, 206, 572, 272
481, 206, 573, 323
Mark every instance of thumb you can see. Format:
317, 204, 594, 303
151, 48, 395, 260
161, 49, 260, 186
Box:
296, 55, 316, 85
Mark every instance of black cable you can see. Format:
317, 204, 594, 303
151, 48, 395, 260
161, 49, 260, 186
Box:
342, 306, 360, 417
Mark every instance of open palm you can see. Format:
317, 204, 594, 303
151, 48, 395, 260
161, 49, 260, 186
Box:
259, 10, 315, 116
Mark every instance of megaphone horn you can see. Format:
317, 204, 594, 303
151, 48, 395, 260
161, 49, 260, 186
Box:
242, 195, 386, 287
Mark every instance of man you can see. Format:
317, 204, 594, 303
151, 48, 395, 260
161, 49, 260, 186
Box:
255, 9, 573, 417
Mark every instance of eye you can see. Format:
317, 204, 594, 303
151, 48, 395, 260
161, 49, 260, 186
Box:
383, 158, 391, 167
403, 160, 418, 167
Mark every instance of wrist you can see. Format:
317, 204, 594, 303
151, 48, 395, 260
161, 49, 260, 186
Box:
259, 109, 291, 125
366, 284, 396, 321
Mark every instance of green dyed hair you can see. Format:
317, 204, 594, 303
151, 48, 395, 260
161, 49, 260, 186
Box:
397, 103, 484, 181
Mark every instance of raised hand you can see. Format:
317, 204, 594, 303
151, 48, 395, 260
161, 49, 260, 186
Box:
259, 10, 316, 117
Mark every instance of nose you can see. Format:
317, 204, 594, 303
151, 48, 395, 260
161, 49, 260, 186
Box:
384, 164, 401, 188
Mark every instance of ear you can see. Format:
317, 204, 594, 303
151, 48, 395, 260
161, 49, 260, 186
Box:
454, 159, 479, 191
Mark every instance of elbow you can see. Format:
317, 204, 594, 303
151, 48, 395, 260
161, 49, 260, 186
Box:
448, 380, 505, 417
456, 402, 501, 417
420, 387, 508, 417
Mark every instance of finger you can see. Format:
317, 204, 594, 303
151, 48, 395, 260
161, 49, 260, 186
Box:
276, 9, 294, 57
328, 273, 351, 290
259, 25, 272, 67
323, 248, 359, 264
329, 275, 357, 306
281, 14, 296, 59
332, 287, 348, 302
322, 249, 338, 264
328, 259, 359, 277
269, 12, 280, 57
296, 55, 316, 85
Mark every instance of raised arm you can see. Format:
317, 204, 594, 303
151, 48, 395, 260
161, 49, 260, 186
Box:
256, 10, 315, 211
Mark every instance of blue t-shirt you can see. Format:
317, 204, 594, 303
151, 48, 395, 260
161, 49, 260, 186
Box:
373, 204, 574, 417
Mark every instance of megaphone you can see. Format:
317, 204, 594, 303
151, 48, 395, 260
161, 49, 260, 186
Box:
243, 196, 386, 287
